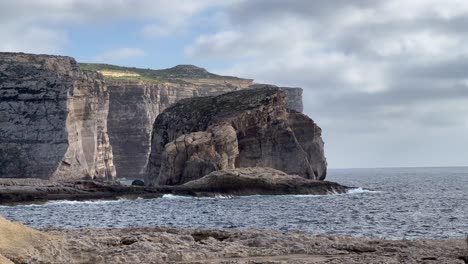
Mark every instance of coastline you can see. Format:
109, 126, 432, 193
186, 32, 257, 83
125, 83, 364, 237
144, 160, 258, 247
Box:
0, 178, 350, 205
1, 224, 467, 263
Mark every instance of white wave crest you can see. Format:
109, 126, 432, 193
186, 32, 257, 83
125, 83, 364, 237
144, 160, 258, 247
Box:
45, 198, 128, 206
347, 187, 379, 194
161, 194, 191, 199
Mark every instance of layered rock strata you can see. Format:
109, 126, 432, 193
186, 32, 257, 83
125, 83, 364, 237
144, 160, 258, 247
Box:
80, 63, 305, 180
0, 53, 115, 180
147, 87, 327, 185
105, 80, 248, 179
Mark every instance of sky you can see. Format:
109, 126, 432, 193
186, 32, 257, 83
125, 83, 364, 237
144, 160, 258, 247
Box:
1, 0, 467, 169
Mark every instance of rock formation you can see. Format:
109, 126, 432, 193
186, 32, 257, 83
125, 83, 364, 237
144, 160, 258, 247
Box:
250, 84, 303, 112
180, 167, 346, 196
2, 222, 466, 264
79, 63, 304, 180
0, 216, 66, 263
147, 87, 327, 185
0, 53, 115, 180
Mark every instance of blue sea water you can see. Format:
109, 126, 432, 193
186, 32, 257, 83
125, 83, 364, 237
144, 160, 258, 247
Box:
1, 167, 467, 239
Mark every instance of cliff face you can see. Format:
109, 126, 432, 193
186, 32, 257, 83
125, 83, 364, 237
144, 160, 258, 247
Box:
78, 63, 305, 180
105, 80, 248, 179
147, 87, 327, 185
0, 53, 115, 180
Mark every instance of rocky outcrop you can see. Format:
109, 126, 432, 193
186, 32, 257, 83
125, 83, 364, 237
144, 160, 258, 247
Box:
0, 53, 115, 180
250, 84, 303, 112
180, 167, 347, 196
2, 220, 466, 264
0, 216, 65, 263
147, 87, 327, 185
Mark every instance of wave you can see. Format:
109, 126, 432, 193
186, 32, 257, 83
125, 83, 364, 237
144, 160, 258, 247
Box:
161, 194, 233, 199
161, 194, 191, 199
347, 187, 380, 194
45, 198, 129, 206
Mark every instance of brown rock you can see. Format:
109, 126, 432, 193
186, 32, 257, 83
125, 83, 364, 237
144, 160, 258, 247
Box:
180, 167, 348, 196
147, 87, 327, 185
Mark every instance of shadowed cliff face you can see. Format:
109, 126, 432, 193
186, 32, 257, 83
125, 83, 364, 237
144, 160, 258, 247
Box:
147, 87, 327, 185
0, 53, 115, 180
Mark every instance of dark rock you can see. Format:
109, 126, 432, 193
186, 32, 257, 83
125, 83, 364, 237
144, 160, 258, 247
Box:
131, 179, 145, 186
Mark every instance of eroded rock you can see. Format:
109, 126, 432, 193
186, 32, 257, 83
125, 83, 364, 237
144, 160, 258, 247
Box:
147, 87, 327, 185
0, 52, 115, 180
180, 167, 348, 196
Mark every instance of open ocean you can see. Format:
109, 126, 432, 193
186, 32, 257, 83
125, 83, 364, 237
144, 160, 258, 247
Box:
1, 167, 467, 240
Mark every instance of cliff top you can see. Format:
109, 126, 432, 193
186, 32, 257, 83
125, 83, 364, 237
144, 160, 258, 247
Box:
79, 63, 252, 84
154, 86, 286, 131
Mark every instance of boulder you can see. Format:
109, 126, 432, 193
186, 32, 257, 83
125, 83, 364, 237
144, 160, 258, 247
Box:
131, 179, 145, 186
0, 52, 115, 180
147, 87, 327, 185
180, 167, 347, 196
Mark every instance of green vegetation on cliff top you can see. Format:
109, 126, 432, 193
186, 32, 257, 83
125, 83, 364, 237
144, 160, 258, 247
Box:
79, 63, 248, 83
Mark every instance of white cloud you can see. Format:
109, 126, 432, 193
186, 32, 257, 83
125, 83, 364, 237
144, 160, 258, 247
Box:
0, 0, 238, 53
94, 48, 145, 62
0, 25, 67, 54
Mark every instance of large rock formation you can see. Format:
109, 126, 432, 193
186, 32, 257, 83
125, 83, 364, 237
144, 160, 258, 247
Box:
0, 53, 115, 180
105, 80, 250, 180
79, 63, 304, 180
147, 87, 327, 185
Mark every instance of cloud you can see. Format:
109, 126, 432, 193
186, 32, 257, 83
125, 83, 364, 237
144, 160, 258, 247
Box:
94, 48, 145, 62
0, 25, 67, 54
186, 0, 468, 167
0, 0, 237, 53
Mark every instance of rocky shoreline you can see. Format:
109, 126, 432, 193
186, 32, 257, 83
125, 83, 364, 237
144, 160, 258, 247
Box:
0, 171, 351, 205
0, 216, 467, 264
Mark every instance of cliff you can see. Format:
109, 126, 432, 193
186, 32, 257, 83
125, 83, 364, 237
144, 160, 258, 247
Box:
79, 63, 305, 180
78, 64, 254, 179
0, 53, 115, 180
147, 87, 327, 185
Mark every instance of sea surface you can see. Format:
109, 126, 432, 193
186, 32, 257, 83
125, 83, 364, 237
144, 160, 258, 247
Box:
1, 167, 467, 240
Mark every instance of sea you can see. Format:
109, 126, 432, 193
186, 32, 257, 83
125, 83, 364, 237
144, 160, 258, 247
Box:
1, 167, 467, 240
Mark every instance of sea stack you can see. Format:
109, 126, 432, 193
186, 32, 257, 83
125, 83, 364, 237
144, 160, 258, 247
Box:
147, 86, 327, 185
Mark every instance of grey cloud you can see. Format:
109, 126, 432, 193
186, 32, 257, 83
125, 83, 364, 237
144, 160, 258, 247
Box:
190, 1, 468, 167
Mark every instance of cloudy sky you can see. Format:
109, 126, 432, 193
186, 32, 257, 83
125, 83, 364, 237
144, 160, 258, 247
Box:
1, 0, 467, 168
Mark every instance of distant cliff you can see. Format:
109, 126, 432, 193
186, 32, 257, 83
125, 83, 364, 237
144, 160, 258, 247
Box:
0, 53, 115, 180
80, 63, 304, 179
147, 87, 327, 186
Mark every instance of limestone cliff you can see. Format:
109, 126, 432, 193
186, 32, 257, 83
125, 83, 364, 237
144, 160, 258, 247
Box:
79, 63, 305, 180
0, 53, 115, 180
147, 87, 327, 185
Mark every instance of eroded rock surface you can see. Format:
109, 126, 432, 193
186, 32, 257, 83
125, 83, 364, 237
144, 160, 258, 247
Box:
181, 167, 347, 196
0, 53, 115, 180
105, 80, 247, 179
1, 221, 466, 264
148, 87, 327, 185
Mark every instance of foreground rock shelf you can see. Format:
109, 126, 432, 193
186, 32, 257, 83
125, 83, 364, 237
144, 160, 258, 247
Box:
0, 216, 466, 264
